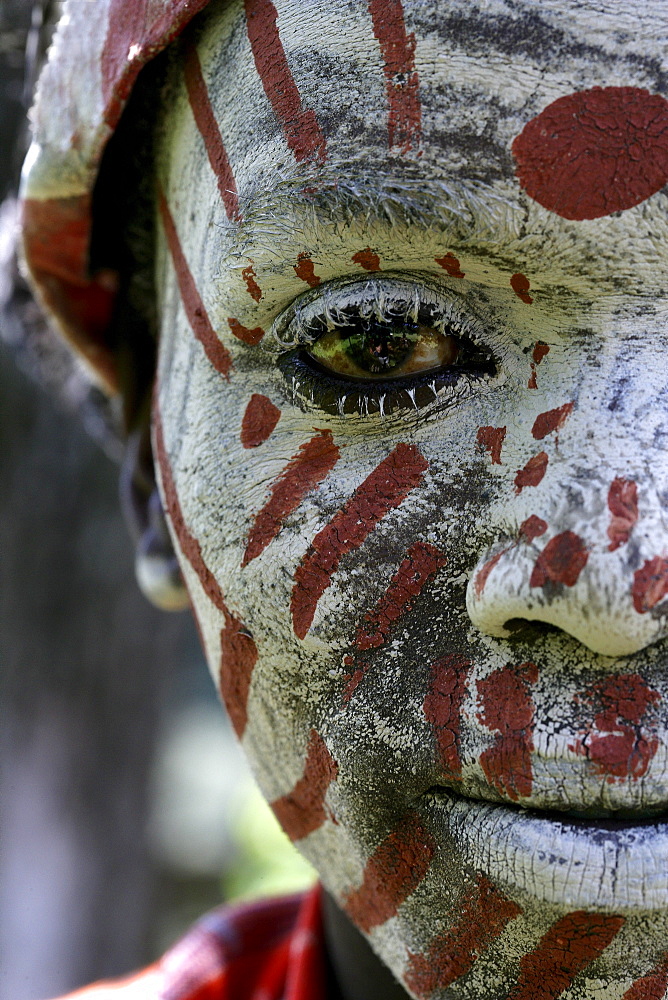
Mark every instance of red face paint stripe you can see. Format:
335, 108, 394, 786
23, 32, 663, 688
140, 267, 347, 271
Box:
227, 317, 265, 345
355, 542, 447, 650
291, 443, 428, 639
532, 402, 573, 439
182, 39, 240, 222
342, 811, 435, 933
507, 911, 625, 1000
633, 556, 668, 613
570, 673, 660, 782
368, 0, 421, 153
530, 531, 588, 589
423, 654, 472, 779
405, 875, 521, 997
477, 426, 506, 465
622, 954, 668, 1000
241, 394, 281, 449
270, 729, 339, 841
153, 405, 257, 738
608, 477, 638, 551
243, 430, 340, 567
158, 187, 232, 378
219, 616, 258, 739
514, 451, 548, 493
244, 0, 326, 163
476, 663, 538, 802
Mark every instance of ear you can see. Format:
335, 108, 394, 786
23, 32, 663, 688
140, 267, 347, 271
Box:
119, 401, 189, 612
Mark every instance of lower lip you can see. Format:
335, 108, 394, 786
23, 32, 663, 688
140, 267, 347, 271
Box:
422, 790, 668, 911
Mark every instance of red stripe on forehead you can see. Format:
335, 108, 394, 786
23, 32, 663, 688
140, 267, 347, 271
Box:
245, 0, 327, 163
424, 654, 471, 779
368, 0, 421, 153
622, 954, 668, 1000
355, 542, 446, 651
181, 39, 240, 222
476, 662, 538, 802
507, 911, 625, 1000
270, 730, 338, 841
153, 405, 257, 738
242, 430, 340, 566
342, 812, 435, 933
405, 875, 521, 997
291, 444, 428, 639
158, 187, 232, 378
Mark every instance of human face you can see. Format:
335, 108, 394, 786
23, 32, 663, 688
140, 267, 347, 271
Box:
154, 0, 668, 995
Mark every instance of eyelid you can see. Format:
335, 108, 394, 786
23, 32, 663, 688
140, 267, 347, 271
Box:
270, 272, 492, 355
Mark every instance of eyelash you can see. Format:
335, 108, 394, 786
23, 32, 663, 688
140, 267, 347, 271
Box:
272, 275, 499, 419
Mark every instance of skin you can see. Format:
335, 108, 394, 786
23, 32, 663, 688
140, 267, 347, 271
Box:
152, 0, 668, 996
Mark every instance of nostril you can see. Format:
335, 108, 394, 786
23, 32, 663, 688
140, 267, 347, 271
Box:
503, 618, 562, 641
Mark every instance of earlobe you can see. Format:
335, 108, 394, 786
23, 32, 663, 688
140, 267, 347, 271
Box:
120, 418, 190, 612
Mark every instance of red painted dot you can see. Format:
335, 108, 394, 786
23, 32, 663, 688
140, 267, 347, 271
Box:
530, 531, 588, 589
513, 87, 668, 221
227, 317, 265, 345
511, 273, 533, 304
435, 253, 465, 278
241, 394, 281, 448
352, 248, 381, 271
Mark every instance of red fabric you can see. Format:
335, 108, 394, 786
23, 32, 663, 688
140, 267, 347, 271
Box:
54, 886, 327, 1000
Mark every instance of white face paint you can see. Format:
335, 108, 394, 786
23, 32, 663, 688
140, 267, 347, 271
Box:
153, 0, 668, 995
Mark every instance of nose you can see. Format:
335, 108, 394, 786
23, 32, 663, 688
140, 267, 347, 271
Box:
466, 473, 668, 658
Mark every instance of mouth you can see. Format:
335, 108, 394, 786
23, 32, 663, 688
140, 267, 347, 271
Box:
420, 786, 668, 911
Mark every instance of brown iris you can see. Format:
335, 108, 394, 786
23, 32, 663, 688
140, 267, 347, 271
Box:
307, 319, 460, 380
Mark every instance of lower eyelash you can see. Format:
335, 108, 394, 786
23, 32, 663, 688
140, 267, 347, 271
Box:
277, 349, 496, 419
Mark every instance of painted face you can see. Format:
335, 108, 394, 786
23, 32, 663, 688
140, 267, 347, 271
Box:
153, 0, 668, 995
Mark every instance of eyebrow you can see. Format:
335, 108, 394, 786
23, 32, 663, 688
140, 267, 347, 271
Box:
228, 171, 668, 296
235, 174, 527, 255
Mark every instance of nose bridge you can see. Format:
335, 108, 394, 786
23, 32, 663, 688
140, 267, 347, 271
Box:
467, 407, 668, 658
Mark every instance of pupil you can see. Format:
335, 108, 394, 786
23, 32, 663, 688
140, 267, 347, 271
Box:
344, 319, 418, 374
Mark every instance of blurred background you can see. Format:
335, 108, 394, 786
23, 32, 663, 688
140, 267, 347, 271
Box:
0, 4, 315, 999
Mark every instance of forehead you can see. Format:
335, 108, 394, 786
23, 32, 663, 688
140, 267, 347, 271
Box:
158, 0, 668, 296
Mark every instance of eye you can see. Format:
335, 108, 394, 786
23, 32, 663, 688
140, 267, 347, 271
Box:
307, 320, 460, 379
273, 275, 499, 418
